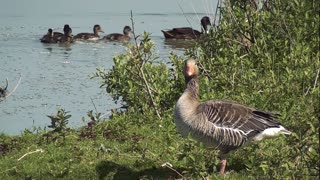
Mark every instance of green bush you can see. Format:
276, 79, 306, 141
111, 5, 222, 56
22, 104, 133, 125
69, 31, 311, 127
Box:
93, 0, 319, 178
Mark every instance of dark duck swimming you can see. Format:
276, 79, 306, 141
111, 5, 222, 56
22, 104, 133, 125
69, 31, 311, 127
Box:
161, 16, 211, 39
59, 25, 73, 43
40, 24, 71, 43
73, 24, 104, 41
103, 26, 132, 42
40, 28, 56, 43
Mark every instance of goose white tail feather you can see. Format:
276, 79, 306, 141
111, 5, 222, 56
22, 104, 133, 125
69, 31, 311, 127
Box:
252, 126, 291, 142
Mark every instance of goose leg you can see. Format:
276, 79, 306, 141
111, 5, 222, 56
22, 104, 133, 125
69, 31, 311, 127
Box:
219, 158, 227, 175
218, 153, 227, 175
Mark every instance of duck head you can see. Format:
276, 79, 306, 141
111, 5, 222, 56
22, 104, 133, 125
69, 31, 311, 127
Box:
200, 16, 211, 34
123, 26, 132, 36
47, 28, 53, 36
63, 24, 71, 34
93, 24, 104, 34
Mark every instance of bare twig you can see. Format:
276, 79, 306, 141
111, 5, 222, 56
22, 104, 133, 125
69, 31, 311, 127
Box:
4, 74, 22, 98
198, 61, 213, 80
213, 0, 221, 29
177, 2, 194, 29
139, 65, 162, 119
313, 68, 319, 90
305, 68, 320, 96
17, 149, 44, 161
90, 97, 98, 114
161, 162, 184, 178
130, 10, 162, 119
130, 11, 140, 51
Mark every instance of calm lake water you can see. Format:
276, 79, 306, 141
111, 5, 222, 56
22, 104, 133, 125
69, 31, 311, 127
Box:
0, 0, 217, 135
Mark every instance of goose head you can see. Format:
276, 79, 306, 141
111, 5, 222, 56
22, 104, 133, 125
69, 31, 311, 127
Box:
184, 59, 199, 83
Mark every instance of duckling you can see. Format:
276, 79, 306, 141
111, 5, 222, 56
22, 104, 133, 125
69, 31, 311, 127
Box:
161, 16, 211, 39
59, 26, 73, 43
40, 29, 57, 43
40, 24, 71, 43
103, 26, 132, 41
73, 24, 104, 40
53, 24, 71, 40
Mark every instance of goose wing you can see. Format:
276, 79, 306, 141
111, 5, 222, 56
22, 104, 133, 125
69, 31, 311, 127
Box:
198, 100, 281, 138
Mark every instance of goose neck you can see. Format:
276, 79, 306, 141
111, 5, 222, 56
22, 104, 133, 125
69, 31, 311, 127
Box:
185, 77, 199, 100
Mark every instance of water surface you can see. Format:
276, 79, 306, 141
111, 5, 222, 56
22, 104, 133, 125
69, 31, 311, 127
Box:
0, 0, 217, 135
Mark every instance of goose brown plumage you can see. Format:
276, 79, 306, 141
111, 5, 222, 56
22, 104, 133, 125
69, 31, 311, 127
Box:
174, 59, 291, 175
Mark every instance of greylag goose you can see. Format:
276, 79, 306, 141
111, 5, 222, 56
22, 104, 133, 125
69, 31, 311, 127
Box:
174, 59, 291, 175
161, 16, 211, 39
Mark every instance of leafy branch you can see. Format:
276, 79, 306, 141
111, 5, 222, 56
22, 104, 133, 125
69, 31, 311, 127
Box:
130, 10, 161, 119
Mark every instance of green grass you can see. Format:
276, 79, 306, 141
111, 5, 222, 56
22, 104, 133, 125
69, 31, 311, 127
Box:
0, 114, 283, 179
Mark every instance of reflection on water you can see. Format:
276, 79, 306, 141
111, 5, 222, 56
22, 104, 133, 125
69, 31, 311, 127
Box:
163, 39, 196, 50
0, 0, 217, 135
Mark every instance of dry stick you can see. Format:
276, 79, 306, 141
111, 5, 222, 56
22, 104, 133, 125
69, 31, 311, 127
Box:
130, 11, 161, 119
177, 2, 193, 28
281, 18, 294, 46
161, 162, 184, 178
213, 0, 221, 29
17, 149, 44, 161
198, 62, 213, 80
177, 2, 199, 37
226, 0, 249, 39
304, 68, 319, 96
90, 97, 98, 114
313, 68, 320, 90
5, 74, 22, 98
217, 0, 223, 27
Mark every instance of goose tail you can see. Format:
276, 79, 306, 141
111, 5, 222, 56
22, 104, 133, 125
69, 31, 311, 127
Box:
280, 126, 292, 135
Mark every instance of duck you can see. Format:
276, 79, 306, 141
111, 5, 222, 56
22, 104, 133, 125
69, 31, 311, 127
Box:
162, 16, 211, 39
59, 26, 73, 43
40, 24, 71, 43
40, 29, 57, 43
73, 24, 104, 40
0, 79, 8, 98
55, 24, 70, 37
174, 59, 291, 175
103, 26, 132, 41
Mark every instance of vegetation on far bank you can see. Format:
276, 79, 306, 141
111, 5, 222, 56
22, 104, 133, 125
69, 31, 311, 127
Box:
1, 0, 319, 179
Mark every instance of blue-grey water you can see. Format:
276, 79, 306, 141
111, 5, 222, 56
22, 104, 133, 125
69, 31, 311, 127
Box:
0, 0, 217, 135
